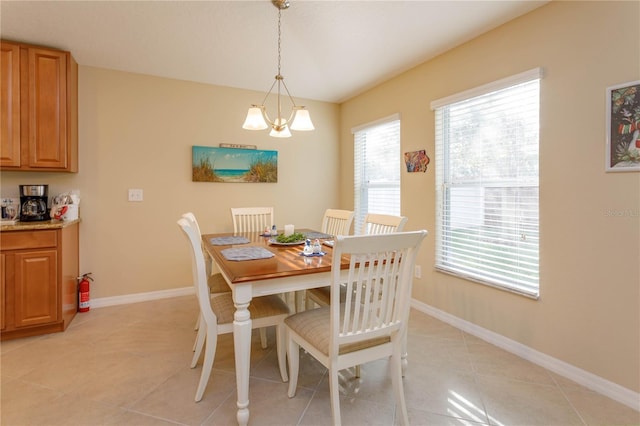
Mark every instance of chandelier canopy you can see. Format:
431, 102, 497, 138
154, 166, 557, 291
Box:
242, 0, 314, 138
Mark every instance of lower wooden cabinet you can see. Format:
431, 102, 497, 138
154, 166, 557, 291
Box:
13, 249, 58, 327
1, 222, 79, 340
1, 253, 5, 330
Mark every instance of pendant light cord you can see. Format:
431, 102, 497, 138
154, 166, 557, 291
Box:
277, 7, 282, 78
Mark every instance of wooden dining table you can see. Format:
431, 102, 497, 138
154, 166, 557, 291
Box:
202, 229, 349, 426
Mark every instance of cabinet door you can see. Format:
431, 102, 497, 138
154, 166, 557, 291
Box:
1, 253, 5, 330
14, 249, 58, 327
1, 42, 21, 167
25, 47, 68, 169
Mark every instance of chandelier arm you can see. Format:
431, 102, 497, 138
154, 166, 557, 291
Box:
279, 78, 297, 125
260, 106, 275, 128
285, 108, 297, 127
260, 79, 279, 107
279, 78, 299, 107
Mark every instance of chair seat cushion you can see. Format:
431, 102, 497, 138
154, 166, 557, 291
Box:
208, 273, 231, 294
285, 305, 390, 356
211, 293, 290, 325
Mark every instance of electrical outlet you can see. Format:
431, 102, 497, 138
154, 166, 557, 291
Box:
414, 265, 422, 279
128, 188, 143, 202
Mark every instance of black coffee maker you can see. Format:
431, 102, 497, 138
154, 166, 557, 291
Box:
20, 185, 50, 222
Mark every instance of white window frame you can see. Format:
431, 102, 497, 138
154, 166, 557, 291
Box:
352, 114, 401, 234
431, 68, 542, 298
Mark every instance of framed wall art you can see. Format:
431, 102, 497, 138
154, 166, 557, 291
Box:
192, 145, 278, 183
404, 149, 430, 173
606, 80, 640, 172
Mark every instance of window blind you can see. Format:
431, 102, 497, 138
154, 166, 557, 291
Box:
433, 70, 541, 298
353, 115, 401, 234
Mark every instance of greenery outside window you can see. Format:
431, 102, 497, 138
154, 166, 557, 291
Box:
432, 69, 541, 298
353, 114, 401, 234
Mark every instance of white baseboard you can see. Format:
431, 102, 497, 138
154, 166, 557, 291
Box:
410, 299, 640, 413
91, 286, 194, 308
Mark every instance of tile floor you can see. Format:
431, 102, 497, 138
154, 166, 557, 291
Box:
1, 296, 639, 426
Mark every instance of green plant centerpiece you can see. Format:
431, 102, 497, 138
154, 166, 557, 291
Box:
275, 232, 306, 243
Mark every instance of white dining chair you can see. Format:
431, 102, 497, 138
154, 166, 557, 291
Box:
306, 212, 407, 309
304, 209, 354, 310
182, 213, 231, 363
361, 212, 408, 235
306, 212, 409, 377
177, 217, 290, 402
230, 206, 276, 347
231, 207, 274, 233
285, 230, 428, 426
182, 212, 229, 294
320, 208, 354, 237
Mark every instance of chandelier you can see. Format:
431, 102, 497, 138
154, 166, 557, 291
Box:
242, 0, 314, 138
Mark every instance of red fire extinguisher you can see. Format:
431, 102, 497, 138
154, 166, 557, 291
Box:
78, 272, 93, 313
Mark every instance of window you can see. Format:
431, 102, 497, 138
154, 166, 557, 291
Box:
432, 69, 541, 298
353, 115, 401, 234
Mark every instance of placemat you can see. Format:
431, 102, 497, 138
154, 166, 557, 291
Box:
221, 247, 274, 261
304, 231, 333, 239
209, 236, 250, 245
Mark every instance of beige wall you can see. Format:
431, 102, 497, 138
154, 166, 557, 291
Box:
1, 68, 340, 299
340, 1, 639, 393
2, 0, 638, 400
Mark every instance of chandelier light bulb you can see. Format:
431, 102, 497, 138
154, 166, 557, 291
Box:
242, 106, 269, 130
290, 107, 314, 131
270, 124, 292, 138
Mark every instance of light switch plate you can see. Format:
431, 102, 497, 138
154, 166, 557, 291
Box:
128, 189, 143, 202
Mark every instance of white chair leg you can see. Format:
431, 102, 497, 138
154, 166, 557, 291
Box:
285, 292, 295, 309
192, 316, 199, 352
329, 366, 342, 426
260, 327, 268, 349
294, 290, 304, 313
401, 325, 408, 376
204, 250, 214, 278
195, 326, 217, 402
276, 323, 288, 382
194, 314, 200, 331
191, 317, 206, 368
355, 364, 361, 378
305, 294, 316, 310
287, 338, 300, 398
391, 343, 409, 425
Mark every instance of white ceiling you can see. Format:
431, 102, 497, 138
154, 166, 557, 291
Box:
1, 0, 548, 103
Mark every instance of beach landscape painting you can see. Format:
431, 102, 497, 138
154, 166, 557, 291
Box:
192, 145, 278, 183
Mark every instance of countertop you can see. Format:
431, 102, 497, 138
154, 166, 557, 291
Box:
0, 219, 80, 232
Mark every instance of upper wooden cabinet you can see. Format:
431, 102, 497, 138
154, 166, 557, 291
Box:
0, 41, 78, 172
1, 43, 21, 167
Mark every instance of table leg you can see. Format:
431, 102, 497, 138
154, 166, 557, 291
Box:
233, 284, 252, 426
